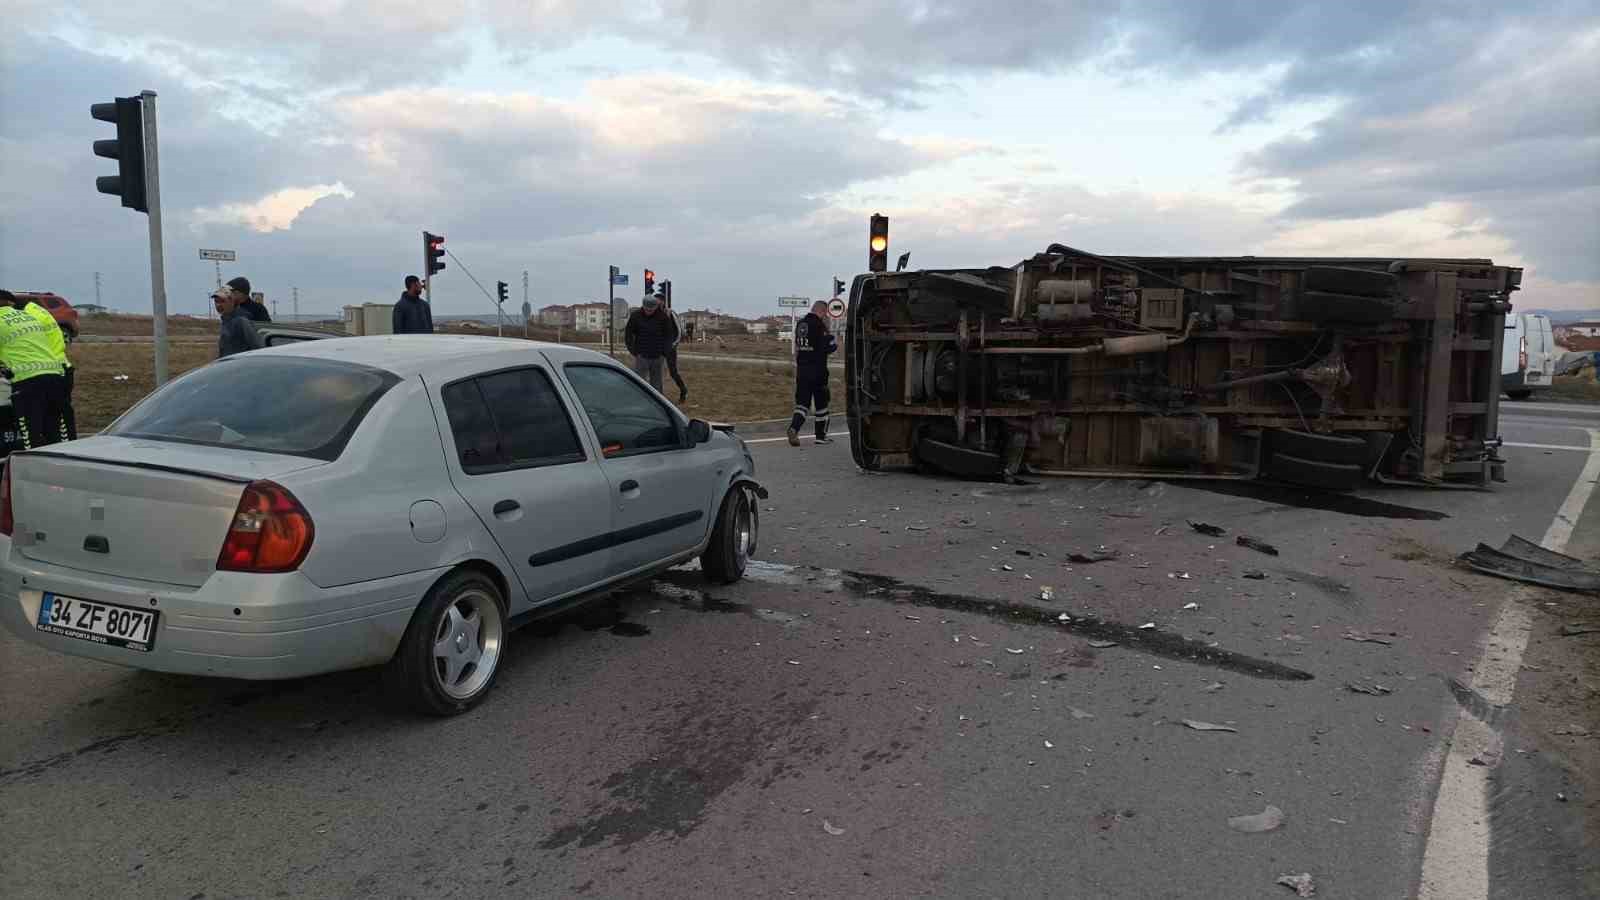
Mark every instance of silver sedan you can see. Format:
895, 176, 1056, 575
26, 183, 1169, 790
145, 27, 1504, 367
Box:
0, 336, 764, 715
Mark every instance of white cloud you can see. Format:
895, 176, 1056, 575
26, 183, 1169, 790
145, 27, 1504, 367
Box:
189, 182, 355, 233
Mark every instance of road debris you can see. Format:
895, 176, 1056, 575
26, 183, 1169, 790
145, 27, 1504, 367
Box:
1044, 740, 1054, 749
1006, 648, 1025, 655
1068, 549, 1118, 564
1342, 631, 1395, 646
1243, 570, 1267, 580
1139, 622, 1156, 630
1088, 640, 1118, 649
906, 524, 930, 532
904, 615, 922, 621
1560, 623, 1600, 637
822, 820, 846, 836
1459, 534, 1600, 594
1557, 792, 1569, 803
1040, 586, 1055, 601
1167, 571, 1193, 580
1553, 725, 1593, 737
1238, 536, 1280, 556
1228, 804, 1285, 833
1183, 720, 1239, 733
1189, 520, 1227, 537
1202, 682, 1225, 693
1276, 873, 1316, 897
1002, 564, 1015, 572
1346, 681, 1394, 696
1069, 707, 1095, 720
1182, 602, 1200, 611
787, 659, 801, 666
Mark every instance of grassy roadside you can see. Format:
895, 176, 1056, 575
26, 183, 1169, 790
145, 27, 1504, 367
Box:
67, 341, 841, 433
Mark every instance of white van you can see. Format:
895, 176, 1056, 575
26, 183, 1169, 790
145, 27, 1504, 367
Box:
1502, 312, 1556, 399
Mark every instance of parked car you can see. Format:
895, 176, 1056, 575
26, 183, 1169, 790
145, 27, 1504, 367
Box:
0, 336, 765, 714
1502, 312, 1556, 400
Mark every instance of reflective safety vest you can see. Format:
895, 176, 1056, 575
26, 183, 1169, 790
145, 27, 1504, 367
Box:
0, 306, 66, 382
23, 303, 69, 370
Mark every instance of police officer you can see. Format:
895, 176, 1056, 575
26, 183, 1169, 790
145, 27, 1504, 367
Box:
13, 293, 74, 440
787, 301, 837, 446
0, 290, 70, 449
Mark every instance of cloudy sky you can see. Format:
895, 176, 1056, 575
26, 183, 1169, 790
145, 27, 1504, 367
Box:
1, 1, 1595, 319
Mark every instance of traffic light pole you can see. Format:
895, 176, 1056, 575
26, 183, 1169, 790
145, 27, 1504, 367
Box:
607, 271, 615, 359
141, 90, 169, 386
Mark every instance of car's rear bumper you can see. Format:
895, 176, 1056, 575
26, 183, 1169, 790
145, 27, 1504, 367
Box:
1502, 370, 1549, 390
0, 538, 440, 680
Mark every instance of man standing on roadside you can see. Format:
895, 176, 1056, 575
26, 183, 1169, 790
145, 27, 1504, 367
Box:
787, 300, 837, 446
624, 294, 677, 393
227, 277, 271, 322
214, 286, 264, 358
662, 296, 689, 404
393, 275, 434, 335
0, 290, 70, 449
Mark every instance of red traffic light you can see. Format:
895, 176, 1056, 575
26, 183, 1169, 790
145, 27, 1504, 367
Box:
424, 231, 446, 276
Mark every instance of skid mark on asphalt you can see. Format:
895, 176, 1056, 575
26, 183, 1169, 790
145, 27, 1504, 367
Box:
665, 562, 1315, 682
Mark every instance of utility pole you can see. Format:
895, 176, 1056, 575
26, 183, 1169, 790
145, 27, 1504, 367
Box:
93, 271, 102, 308
292, 286, 299, 322
608, 266, 618, 358
523, 270, 530, 340
272, 299, 279, 319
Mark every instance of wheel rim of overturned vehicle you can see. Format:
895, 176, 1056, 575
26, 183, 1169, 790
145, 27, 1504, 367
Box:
431, 589, 504, 700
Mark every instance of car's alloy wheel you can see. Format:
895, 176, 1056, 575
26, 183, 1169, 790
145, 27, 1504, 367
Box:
431, 588, 503, 701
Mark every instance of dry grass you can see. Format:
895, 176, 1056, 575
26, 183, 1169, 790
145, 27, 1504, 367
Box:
67, 342, 843, 434
1544, 374, 1600, 403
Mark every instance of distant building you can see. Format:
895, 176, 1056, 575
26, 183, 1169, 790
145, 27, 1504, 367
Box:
573, 301, 622, 333
1565, 321, 1600, 338
538, 304, 575, 327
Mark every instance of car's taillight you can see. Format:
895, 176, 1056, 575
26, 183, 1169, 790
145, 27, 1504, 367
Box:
217, 481, 314, 573
0, 464, 13, 537
1519, 336, 1528, 372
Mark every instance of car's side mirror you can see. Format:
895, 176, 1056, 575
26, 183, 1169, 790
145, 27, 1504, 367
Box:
687, 419, 712, 444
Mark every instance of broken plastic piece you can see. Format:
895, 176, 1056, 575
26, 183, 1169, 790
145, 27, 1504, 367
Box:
1342, 631, 1395, 645
1139, 622, 1156, 630
1183, 720, 1238, 733
1228, 805, 1285, 833
1189, 520, 1226, 537
1069, 707, 1095, 719
1276, 873, 1315, 897
1238, 536, 1280, 556
1068, 550, 1118, 564
1088, 640, 1118, 649
1244, 570, 1267, 580
1346, 681, 1393, 696
822, 820, 846, 836
1182, 602, 1200, 611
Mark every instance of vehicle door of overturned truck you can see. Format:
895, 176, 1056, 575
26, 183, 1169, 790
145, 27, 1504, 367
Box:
844, 245, 1521, 490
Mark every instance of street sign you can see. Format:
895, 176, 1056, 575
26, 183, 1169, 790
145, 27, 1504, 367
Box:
611, 273, 629, 286
828, 298, 846, 318
777, 296, 809, 309
198, 248, 235, 261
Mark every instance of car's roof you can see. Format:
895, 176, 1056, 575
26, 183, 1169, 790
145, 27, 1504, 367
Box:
246, 334, 607, 377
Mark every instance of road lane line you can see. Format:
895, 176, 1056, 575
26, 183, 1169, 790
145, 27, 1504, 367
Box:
1418, 427, 1600, 899
745, 432, 850, 445
1501, 441, 1594, 452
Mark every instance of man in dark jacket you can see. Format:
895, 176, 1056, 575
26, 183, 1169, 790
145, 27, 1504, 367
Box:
227, 277, 271, 322
623, 295, 677, 392
213, 286, 264, 357
787, 301, 837, 446
393, 275, 434, 334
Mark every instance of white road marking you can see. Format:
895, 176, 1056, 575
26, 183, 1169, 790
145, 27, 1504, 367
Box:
745, 431, 850, 446
1418, 427, 1600, 899
1501, 441, 1594, 452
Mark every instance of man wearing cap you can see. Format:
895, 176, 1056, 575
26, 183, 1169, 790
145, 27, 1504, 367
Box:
393, 275, 434, 335
623, 294, 678, 393
214, 285, 265, 358
0, 289, 70, 449
787, 300, 837, 446
227, 276, 272, 323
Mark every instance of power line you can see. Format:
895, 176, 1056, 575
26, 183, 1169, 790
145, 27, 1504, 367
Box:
443, 249, 504, 315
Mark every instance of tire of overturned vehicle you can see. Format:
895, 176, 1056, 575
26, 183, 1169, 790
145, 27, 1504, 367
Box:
1268, 429, 1370, 466
1264, 453, 1367, 492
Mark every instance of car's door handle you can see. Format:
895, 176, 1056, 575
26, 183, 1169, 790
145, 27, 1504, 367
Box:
619, 479, 639, 493
493, 499, 520, 515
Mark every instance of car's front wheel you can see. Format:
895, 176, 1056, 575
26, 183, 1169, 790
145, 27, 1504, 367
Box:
702, 487, 756, 584
383, 570, 507, 716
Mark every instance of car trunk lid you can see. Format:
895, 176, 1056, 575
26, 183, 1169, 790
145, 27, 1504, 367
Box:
8, 437, 327, 587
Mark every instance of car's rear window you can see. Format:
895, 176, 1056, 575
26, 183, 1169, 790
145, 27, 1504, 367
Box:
108, 356, 399, 460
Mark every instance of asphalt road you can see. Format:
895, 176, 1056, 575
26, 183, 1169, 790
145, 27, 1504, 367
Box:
2, 412, 1597, 899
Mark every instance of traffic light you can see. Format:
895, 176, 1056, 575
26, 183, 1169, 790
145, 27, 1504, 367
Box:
91, 96, 148, 212
643, 269, 655, 295
832, 277, 845, 299
868, 214, 888, 272
496, 281, 508, 305
424, 231, 446, 276
661, 280, 672, 308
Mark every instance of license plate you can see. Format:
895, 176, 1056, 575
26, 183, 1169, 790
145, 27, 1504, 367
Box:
35, 593, 158, 652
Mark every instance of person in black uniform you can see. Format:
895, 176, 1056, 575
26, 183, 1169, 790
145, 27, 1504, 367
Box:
226, 277, 272, 322
787, 301, 836, 446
